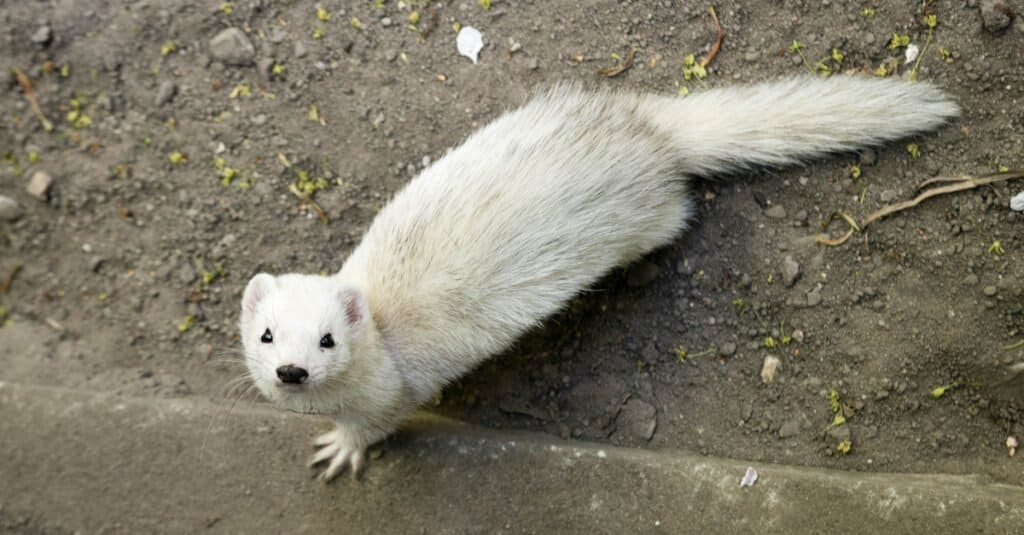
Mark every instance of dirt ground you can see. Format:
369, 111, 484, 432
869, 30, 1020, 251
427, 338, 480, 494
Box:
1, 0, 1023, 490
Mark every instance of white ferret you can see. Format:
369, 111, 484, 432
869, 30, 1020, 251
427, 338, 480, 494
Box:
240, 76, 958, 481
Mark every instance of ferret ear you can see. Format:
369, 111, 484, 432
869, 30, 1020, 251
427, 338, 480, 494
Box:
242, 273, 275, 315
338, 286, 369, 327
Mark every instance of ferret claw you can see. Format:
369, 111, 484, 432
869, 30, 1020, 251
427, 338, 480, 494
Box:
309, 428, 366, 482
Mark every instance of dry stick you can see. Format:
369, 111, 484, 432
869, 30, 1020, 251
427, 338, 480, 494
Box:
862, 170, 1024, 228
288, 184, 329, 225
1, 264, 22, 294
11, 68, 53, 131
816, 170, 1024, 246
595, 48, 636, 77
700, 6, 726, 68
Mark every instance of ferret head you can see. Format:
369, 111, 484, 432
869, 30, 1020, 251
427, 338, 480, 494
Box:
240, 273, 373, 414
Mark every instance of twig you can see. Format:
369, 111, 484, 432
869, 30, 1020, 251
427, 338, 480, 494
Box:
1, 264, 22, 294
862, 170, 1024, 228
288, 184, 329, 225
596, 48, 636, 78
815, 212, 859, 246
11, 68, 53, 131
700, 6, 726, 68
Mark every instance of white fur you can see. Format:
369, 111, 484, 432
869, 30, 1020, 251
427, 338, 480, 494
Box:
240, 76, 958, 480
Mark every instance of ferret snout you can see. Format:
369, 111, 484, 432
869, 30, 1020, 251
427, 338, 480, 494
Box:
276, 364, 309, 385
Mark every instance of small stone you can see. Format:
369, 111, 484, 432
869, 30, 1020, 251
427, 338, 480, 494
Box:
826, 423, 852, 444
31, 25, 52, 45
626, 261, 660, 288
880, 190, 898, 203
381, 17, 393, 27
26, 170, 54, 200
257, 57, 275, 81
778, 418, 801, 438
154, 80, 177, 106
980, 0, 1013, 33
765, 205, 787, 219
527, 58, 540, 70
983, 285, 998, 297
858, 148, 877, 166
791, 329, 805, 343
89, 256, 106, 273
617, 398, 657, 441
761, 355, 781, 384
719, 342, 737, 357
293, 41, 309, 58
781, 255, 802, 287
805, 289, 823, 307
209, 28, 256, 66
0, 196, 23, 221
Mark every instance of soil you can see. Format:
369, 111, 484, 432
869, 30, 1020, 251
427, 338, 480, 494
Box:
1, 0, 1023, 489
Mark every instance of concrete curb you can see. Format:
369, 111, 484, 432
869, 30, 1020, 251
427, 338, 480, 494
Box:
1, 381, 1022, 534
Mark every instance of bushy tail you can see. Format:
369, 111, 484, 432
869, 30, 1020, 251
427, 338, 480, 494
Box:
639, 76, 959, 176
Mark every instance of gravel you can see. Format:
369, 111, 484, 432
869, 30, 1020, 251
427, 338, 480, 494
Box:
209, 28, 256, 66
0, 196, 23, 221
25, 171, 53, 200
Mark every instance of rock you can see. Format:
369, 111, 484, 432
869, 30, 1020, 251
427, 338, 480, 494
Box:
293, 40, 308, 58
858, 148, 877, 166
31, 25, 52, 45
26, 171, 53, 200
154, 80, 177, 106
719, 342, 737, 357
617, 398, 657, 441
983, 285, 998, 297
381, 17, 393, 27
781, 255, 801, 287
980, 0, 1014, 33
826, 423, 852, 445
806, 289, 822, 307
626, 261, 660, 288
761, 355, 781, 384
89, 256, 106, 273
209, 28, 256, 66
879, 190, 898, 203
527, 58, 540, 70
765, 205, 787, 219
778, 418, 801, 438
257, 57, 275, 81
0, 196, 23, 221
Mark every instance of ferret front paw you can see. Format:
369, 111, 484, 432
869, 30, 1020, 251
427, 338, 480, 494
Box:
309, 428, 366, 482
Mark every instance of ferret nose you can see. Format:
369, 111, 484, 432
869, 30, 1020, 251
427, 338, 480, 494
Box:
276, 365, 309, 384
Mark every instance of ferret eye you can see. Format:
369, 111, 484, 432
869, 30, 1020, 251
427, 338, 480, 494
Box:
260, 328, 273, 344
320, 334, 335, 349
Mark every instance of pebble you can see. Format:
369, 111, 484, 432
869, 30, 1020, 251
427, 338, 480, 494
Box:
527, 58, 540, 70
26, 170, 53, 200
778, 418, 801, 438
765, 205, 787, 219
293, 41, 308, 58
781, 255, 801, 287
617, 398, 657, 441
154, 80, 177, 106
980, 0, 1013, 33
879, 190, 898, 203
31, 25, 52, 45
209, 28, 256, 66
983, 285, 998, 297
89, 256, 106, 273
0, 196, 23, 221
761, 355, 781, 384
257, 57, 275, 81
719, 342, 737, 357
858, 148, 877, 166
826, 423, 851, 444
805, 289, 822, 307
626, 261, 660, 288
381, 17, 393, 27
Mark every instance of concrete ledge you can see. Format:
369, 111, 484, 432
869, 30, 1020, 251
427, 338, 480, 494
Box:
1, 381, 1022, 534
